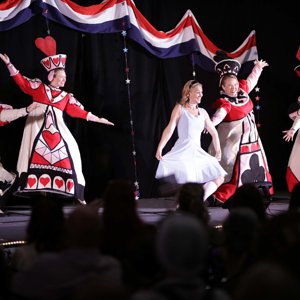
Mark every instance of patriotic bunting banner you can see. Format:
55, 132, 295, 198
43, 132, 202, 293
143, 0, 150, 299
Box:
0, 0, 36, 31
0, 0, 258, 72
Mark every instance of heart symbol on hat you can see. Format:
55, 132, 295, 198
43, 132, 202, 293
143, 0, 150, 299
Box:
52, 56, 60, 66
35, 36, 56, 56
42, 58, 51, 69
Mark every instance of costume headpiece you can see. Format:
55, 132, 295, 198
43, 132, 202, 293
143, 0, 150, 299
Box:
35, 36, 67, 81
214, 50, 241, 78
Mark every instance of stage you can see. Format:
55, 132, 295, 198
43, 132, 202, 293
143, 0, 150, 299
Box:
0, 191, 290, 247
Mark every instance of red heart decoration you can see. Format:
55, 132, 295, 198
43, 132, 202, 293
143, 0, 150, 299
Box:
67, 181, 74, 192
61, 56, 66, 65
43, 58, 51, 69
42, 131, 61, 150
40, 177, 50, 187
35, 36, 56, 56
52, 56, 60, 66
27, 177, 37, 188
55, 178, 64, 189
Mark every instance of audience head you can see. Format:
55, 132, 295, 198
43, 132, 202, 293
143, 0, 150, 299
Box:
64, 205, 102, 249
26, 194, 65, 252
102, 179, 137, 217
176, 182, 209, 225
258, 210, 300, 278
224, 183, 266, 222
156, 213, 208, 277
222, 207, 259, 256
234, 261, 300, 300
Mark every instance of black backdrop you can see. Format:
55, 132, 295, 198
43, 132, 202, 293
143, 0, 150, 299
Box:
0, 0, 299, 202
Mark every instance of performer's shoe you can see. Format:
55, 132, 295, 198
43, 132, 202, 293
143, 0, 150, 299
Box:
0, 173, 17, 197
76, 198, 87, 205
205, 195, 223, 207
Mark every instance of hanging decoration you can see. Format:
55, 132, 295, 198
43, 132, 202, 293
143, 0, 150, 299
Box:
191, 53, 196, 79
0, 0, 258, 74
254, 86, 261, 128
121, 29, 140, 200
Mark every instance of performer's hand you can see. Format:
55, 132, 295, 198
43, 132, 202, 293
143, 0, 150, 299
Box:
255, 59, 269, 69
98, 117, 114, 126
215, 150, 222, 161
0, 53, 10, 65
203, 128, 209, 134
282, 129, 295, 142
156, 149, 163, 160
26, 102, 40, 113
87, 113, 114, 125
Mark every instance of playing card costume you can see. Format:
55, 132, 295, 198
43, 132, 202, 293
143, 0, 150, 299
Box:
285, 46, 300, 192
208, 52, 273, 203
2, 36, 98, 203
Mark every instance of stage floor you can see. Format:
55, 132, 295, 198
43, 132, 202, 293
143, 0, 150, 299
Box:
0, 191, 290, 245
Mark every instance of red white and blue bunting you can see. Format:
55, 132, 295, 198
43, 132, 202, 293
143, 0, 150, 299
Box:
0, 0, 258, 72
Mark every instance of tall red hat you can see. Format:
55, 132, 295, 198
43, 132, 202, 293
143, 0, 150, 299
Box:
35, 36, 67, 75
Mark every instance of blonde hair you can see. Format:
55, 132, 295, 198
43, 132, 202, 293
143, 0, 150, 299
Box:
179, 80, 202, 105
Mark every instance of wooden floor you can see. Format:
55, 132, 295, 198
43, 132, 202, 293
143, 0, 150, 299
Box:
0, 191, 290, 245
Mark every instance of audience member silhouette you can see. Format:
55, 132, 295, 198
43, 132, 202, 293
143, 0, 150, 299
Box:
257, 210, 300, 279
0, 246, 12, 300
216, 207, 260, 297
175, 182, 209, 226
10, 195, 65, 273
234, 261, 300, 300
131, 213, 230, 300
100, 179, 160, 292
223, 183, 266, 223
74, 280, 130, 300
11, 205, 122, 300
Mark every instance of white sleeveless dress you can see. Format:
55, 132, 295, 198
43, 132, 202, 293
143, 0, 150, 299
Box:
156, 106, 226, 184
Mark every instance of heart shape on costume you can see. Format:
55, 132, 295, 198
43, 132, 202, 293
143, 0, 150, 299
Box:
53, 56, 60, 66
27, 177, 37, 188
42, 131, 61, 150
43, 58, 51, 69
67, 181, 74, 192
40, 177, 50, 187
35, 36, 56, 56
55, 178, 64, 189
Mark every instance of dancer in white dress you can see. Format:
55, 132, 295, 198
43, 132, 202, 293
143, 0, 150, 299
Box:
155, 80, 226, 201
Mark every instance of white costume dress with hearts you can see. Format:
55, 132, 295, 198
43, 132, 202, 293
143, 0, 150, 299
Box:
11, 72, 89, 201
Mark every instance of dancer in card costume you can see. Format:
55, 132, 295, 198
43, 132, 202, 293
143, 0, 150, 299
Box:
282, 46, 300, 192
0, 36, 114, 205
208, 51, 273, 203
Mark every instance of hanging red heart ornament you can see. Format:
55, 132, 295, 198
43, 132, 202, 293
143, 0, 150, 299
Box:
35, 36, 57, 56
